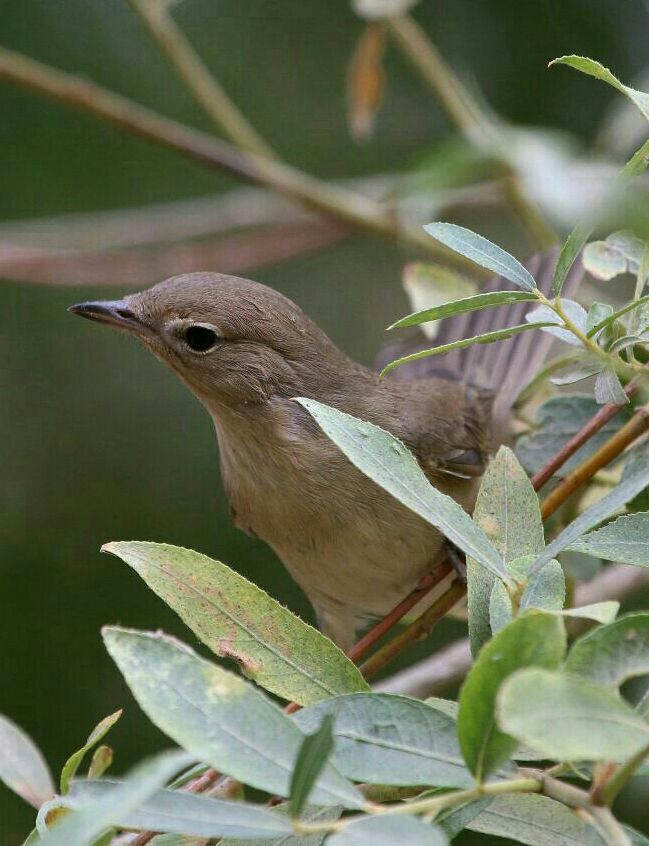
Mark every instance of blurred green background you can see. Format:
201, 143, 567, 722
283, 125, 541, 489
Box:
2, 1, 649, 842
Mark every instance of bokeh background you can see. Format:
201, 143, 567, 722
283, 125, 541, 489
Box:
2, 1, 649, 842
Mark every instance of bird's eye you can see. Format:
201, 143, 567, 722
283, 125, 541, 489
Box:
184, 325, 220, 353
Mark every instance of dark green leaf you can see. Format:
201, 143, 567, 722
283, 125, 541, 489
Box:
380, 322, 551, 377
296, 399, 508, 581
554, 222, 591, 296
60, 711, 122, 794
457, 612, 566, 780
293, 693, 473, 788
388, 290, 537, 331
289, 715, 334, 818
102, 627, 363, 808
565, 613, 649, 688
497, 668, 649, 761
0, 714, 54, 808
568, 513, 649, 565
104, 542, 367, 707
327, 814, 447, 846
423, 222, 537, 290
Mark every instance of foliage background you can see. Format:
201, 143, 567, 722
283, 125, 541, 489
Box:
1, 1, 649, 842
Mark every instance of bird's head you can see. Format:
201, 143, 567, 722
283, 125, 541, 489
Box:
70, 272, 349, 410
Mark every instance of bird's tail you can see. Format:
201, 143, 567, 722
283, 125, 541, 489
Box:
377, 247, 584, 431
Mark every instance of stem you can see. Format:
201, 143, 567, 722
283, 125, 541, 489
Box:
387, 14, 557, 250
540, 406, 649, 519
126, 0, 276, 159
0, 47, 486, 273
599, 741, 649, 806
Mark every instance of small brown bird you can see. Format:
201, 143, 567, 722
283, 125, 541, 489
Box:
70, 251, 580, 648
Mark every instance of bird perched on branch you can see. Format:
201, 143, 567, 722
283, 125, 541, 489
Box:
70, 251, 580, 648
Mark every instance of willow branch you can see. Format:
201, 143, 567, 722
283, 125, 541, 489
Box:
387, 14, 557, 250
0, 46, 487, 274
126, 0, 275, 158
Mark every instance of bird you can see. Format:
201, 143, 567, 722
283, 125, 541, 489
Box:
69, 250, 581, 649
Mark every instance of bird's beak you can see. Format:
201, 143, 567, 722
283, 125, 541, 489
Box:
68, 299, 150, 337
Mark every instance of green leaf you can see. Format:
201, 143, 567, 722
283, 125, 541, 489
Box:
554, 222, 591, 296
466, 793, 589, 845
497, 668, 649, 761
400, 262, 478, 340
22, 829, 40, 846
60, 711, 122, 794
624, 138, 649, 177
467, 447, 545, 655
423, 222, 537, 291
87, 747, 112, 780
586, 302, 615, 334
528, 442, 649, 576
68, 779, 294, 839
586, 293, 649, 338
296, 399, 508, 581
380, 322, 550, 377
289, 715, 334, 819
0, 714, 54, 808
457, 612, 566, 781
516, 395, 629, 479
327, 814, 447, 846
220, 805, 342, 846
558, 601, 619, 625
388, 290, 537, 331
437, 797, 492, 839
565, 613, 649, 689
38, 749, 192, 846
293, 693, 473, 788
103, 542, 367, 707
568, 512, 649, 565
489, 556, 565, 634
525, 299, 588, 346
594, 367, 628, 405
102, 627, 363, 808
550, 56, 649, 124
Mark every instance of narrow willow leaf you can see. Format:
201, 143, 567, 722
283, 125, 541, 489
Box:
586, 293, 649, 338
102, 627, 363, 808
68, 779, 293, 839
550, 56, 649, 123
525, 299, 588, 346
594, 368, 628, 405
87, 747, 112, 780
289, 715, 334, 819
60, 711, 122, 794
586, 302, 614, 334
467, 793, 588, 845
388, 290, 537, 331
293, 693, 473, 788
38, 749, 193, 846
528, 442, 649, 576
625, 138, 649, 176
103, 542, 367, 707
565, 613, 649, 688
549, 356, 601, 386
437, 797, 492, 839
296, 399, 508, 580
380, 322, 551, 377
327, 814, 447, 846
554, 222, 591, 296
516, 395, 629, 478
558, 601, 619, 625
497, 669, 649, 761
489, 557, 565, 634
220, 804, 342, 846
0, 714, 54, 808
568, 513, 649, 565
468, 448, 545, 655
457, 612, 566, 781
423, 222, 537, 290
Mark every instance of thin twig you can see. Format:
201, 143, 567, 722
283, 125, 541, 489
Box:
126, 0, 275, 158
0, 46, 487, 274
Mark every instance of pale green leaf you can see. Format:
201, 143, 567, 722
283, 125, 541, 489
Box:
289, 715, 334, 818
489, 556, 565, 634
327, 814, 447, 846
554, 222, 591, 296
497, 668, 649, 761
60, 711, 122, 794
388, 290, 537, 331
293, 693, 473, 788
220, 805, 342, 846
594, 368, 628, 405
457, 612, 566, 780
102, 627, 363, 809
586, 293, 649, 338
525, 299, 587, 346
296, 399, 508, 581
565, 613, 649, 688
68, 779, 293, 839
0, 714, 54, 808
468, 447, 545, 655
87, 747, 112, 780
550, 56, 649, 123
104, 542, 367, 707
568, 513, 649, 565
466, 793, 588, 845
423, 223, 537, 290
558, 601, 619, 624
437, 797, 491, 839
586, 302, 614, 333
400, 262, 477, 339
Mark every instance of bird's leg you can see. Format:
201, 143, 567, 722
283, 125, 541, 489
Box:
443, 542, 467, 583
